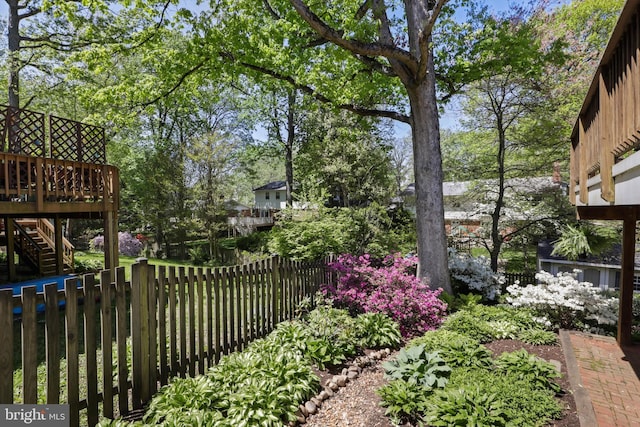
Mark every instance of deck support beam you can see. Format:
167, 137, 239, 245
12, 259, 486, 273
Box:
619, 214, 636, 346
103, 210, 118, 272
55, 216, 64, 275
578, 206, 638, 346
4, 218, 16, 282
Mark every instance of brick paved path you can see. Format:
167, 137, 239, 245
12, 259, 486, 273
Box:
565, 331, 640, 427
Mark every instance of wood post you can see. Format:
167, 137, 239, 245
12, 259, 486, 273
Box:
54, 216, 63, 275
4, 218, 15, 281
131, 258, 151, 408
618, 215, 636, 346
103, 210, 118, 271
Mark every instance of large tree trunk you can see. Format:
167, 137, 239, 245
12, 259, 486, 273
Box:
285, 91, 295, 207
407, 51, 452, 294
7, 0, 20, 108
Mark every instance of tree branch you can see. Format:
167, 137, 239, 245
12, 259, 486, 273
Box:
417, 0, 448, 80
140, 60, 208, 107
289, 0, 417, 73
225, 52, 410, 123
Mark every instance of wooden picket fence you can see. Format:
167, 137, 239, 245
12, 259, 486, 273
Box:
0, 256, 329, 426
504, 272, 537, 287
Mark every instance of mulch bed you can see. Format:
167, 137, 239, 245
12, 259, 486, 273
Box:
305, 339, 580, 427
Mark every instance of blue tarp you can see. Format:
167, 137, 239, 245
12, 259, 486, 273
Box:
0, 275, 80, 314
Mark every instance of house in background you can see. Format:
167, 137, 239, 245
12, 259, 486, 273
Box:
401, 173, 566, 241
253, 181, 287, 211
537, 240, 640, 291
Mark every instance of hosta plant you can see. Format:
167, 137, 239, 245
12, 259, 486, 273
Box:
354, 312, 402, 349
377, 379, 429, 426
494, 349, 562, 394
410, 330, 493, 369
382, 345, 451, 389
518, 328, 558, 346
424, 386, 511, 427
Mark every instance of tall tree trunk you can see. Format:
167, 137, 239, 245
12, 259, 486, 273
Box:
285, 90, 295, 207
407, 51, 452, 294
490, 118, 506, 272
7, 0, 20, 108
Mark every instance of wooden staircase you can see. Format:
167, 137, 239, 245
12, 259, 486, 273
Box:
12, 219, 74, 276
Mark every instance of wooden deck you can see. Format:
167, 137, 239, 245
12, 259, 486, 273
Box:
570, 0, 640, 346
0, 105, 119, 279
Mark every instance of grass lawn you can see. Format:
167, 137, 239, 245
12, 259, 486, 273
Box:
75, 251, 201, 281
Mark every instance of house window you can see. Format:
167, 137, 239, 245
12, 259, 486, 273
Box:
276, 191, 280, 200
613, 272, 640, 291
265, 192, 270, 200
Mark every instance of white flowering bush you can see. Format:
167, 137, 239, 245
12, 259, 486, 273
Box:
448, 249, 504, 301
506, 270, 618, 331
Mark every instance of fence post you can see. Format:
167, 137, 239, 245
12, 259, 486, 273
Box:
131, 258, 151, 408
271, 256, 280, 326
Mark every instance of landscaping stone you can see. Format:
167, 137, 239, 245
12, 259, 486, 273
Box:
347, 371, 358, 380
299, 404, 308, 417
305, 400, 317, 415
334, 375, 348, 387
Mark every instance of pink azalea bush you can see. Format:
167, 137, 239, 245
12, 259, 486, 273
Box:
323, 253, 448, 338
90, 232, 144, 257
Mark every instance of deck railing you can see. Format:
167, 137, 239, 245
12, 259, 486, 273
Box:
571, 9, 640, 204
0, 152, 118, 208
0, 257, 329, 427
0, 106, 105, 164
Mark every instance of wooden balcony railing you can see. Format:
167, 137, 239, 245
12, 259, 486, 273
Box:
571, 6, 640, 204
0, 105, 105, 164
0, 152, 118, 211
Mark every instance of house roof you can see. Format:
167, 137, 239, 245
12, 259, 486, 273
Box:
538, 240, 640, 268
402, 177, 562, 197
253, 181, 287, 191
224, 200, 250, 212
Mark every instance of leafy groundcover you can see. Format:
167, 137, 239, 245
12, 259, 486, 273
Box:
99, 306, 401, 427
378, 304, 566, 427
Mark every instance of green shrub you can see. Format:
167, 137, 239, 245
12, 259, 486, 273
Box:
425, 368, 563, 427
354, 312, 402, 349
424, 385, 511, 427
441, 310, 495, 343
442, 305, 548, 343
409, 330, 493, 369
494, 349, 562, 394
74, 257, 103, 273
382, 345, 451, 389
377, 379, 429, 425
518, 329, 558, 345
302, 306, 358, 368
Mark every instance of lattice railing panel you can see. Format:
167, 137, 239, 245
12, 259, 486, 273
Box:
50, 115, 106, 164
0, 106, 45, 156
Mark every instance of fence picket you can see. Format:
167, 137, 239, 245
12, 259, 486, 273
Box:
83, 274, 98, 426
187, 267, 196, 377
0, 289, 13, 403
147, 265, 157, 395
115, 267, 129, 416
99, 270, 114, 418
221, 267, 229, 354
206, 269, 213, 366
21, 286, 38, 404
168, 267, 177, 377
197, 267, 204, 374
213, 267, 221, 363
178, 267, 187, 377
65, 277, 79, 427
44, 283, 60, 404
157, 266, 168, 385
